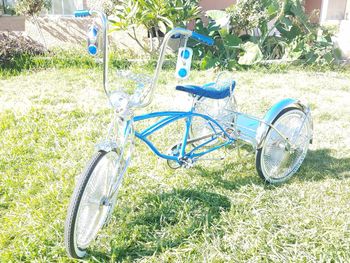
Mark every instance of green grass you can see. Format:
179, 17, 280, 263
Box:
2, 46, 349, 79
0, 49, 133, 78
0, 68, 350, 262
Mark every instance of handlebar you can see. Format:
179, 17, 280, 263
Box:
173, 27, 214, 46
191, 31, 214, 46
74, 10, 91, 17
74, 9, 214, 108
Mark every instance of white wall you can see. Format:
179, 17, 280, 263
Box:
326, 0, 347, 20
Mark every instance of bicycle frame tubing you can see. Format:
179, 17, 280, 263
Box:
130, 109, 235, 162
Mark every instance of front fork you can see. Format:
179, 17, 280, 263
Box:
96, 109, 135, 200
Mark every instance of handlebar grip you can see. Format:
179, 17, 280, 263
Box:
74, 10, 91, 17
191, 31, 214, 46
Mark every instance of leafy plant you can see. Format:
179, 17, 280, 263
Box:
0, 33, 46, 64
109, 0, 201, 54
283, 30, 341, 64
15, 0, 51, 16
238, 42, 263, 65
226, 0, 278, 35
196, 0, 340, 69
191, 9, 263, 69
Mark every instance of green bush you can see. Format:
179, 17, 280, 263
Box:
0, 33, 46, 64
109, 0, 201, 54
193, 0, 341, 69
15, 0, 51, 16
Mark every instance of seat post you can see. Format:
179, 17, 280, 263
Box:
190, 95, 198, 112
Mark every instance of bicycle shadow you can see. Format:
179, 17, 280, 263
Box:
89, 189, 231, 261
190, 149, 350, 190
297, 148, 350, 181
189, 153, 262, 191
87, 149, 350, 261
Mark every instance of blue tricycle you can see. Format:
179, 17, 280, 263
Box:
65, 10, 313, 259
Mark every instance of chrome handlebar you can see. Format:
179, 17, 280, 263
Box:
74, 10, 214, 109
74, 10, 110, 104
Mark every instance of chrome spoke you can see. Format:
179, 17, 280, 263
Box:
75, 151, 121, 249
261, 109, 310, 182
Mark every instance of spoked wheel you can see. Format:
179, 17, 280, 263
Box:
64, 148, 131, 259
256, 107, 312, 184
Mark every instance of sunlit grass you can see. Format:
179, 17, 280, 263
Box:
0, 68, 350, 262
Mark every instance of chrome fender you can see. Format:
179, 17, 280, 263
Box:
95, 140, 118, 152
255, 98, 313, 149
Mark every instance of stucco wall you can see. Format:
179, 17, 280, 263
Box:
335, 20, 350, 58
199, 0, 236, 11
0, 16, 25, 31
326, 0, 347, 20
0, 16, 145, 52
305, 0, 322, 14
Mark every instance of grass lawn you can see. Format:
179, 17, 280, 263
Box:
0, 67, 350, 262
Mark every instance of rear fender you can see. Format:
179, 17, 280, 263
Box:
255, 98, 313, 149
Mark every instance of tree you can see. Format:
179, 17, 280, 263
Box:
15, 0, 51, 17
15, 0, 51, 48
109, 0, 201, 55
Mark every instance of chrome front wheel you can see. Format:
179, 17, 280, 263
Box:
64, 149, 130, 258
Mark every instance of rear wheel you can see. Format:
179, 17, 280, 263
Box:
256, 107, 312, 184
64, 148, 130, 258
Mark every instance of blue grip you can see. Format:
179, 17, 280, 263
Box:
74, 10, 90, 17
191, 31, 214, 46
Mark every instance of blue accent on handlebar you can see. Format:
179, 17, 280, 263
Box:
88, 44, 98, 55
74, 10, 90, 17
172, 28, 214, 46
191, 31, 214, 46
171, 33, 182, 39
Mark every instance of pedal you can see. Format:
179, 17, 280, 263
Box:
179, 157, 194, 168
166, 143, 182, 169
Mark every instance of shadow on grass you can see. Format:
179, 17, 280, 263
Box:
89, 189, 231, 261
187, 149, 350, 190
190, 162, 261, 191
298, 148, 350, 181
87, 149, 349, 261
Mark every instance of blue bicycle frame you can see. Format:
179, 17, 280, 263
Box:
132, 107, 235, 165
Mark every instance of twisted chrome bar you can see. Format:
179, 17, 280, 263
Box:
89, 10, 110, 104
76, 10, 207, 109
139, 28, 192, 108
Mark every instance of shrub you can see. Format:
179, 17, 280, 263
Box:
194, 0, 341, 69
109, 0, 201, 54
0, 33, 46, 65
15, 0, 51, 16
227, 0, 274, 35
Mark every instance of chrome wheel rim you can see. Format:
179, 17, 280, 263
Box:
75, 151, 119, 250
261, 110, 310, 182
